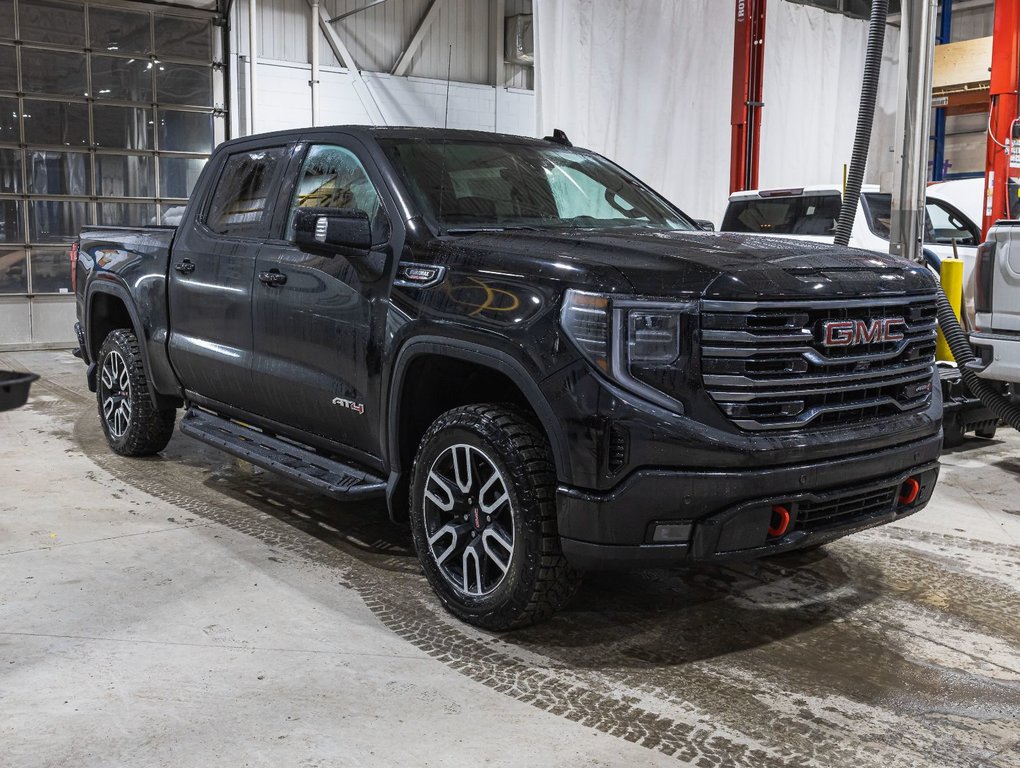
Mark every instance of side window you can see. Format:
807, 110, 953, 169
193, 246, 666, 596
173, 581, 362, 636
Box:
925, 199, 979, 246
206, 147, 286, 237
287, 144, 381, 239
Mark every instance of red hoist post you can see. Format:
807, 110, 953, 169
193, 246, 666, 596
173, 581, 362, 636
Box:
982, 0, 1020, 238
730, 0, 767, 194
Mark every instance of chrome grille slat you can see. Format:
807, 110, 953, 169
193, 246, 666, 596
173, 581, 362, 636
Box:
701, 294, 937, 431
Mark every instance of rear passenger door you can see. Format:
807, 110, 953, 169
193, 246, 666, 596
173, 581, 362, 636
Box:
168, 145, 289, 411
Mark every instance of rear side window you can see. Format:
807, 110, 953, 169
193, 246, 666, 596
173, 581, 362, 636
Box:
722, 194, 841, 236
206, 147, 285, 237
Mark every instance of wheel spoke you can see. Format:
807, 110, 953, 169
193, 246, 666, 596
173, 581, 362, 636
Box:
482, 527, 512, 574
424, 470, 455, 512
103, 396, 116, 420
101, 365, 114, 389
428, 522, 460, 566
462, 542, 483, 596
478, 469, 509, 516
452, 445, 473, 493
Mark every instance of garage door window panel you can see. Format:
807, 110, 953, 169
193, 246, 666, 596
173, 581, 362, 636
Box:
156, 63, 212, 107
22, 100, 88, 147
0, 3, 14, 41
99, 202, 155, 227
25, 151, 91, 196
18, 0, 84, 47
93, 105, 153, 150
158, 110, 213, 153
0, 248, 28, 293
96, 153, 153, 198
21, 50, 87, 97
0, 45, 16, 91
207, 149, 286, 238
154, 17, 212, 62
0, 200, 25, 243
92, 55, 154, 103
0, 149, 22, 193
89, 7, 152, 56
28, 200, 88, 242
29, 247, 71, 293
159, 156, 206, 199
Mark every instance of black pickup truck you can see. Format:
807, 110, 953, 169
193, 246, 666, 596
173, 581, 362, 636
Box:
73, 127, 942, 629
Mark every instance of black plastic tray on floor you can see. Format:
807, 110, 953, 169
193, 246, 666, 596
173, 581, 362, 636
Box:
0, 371, 39, 413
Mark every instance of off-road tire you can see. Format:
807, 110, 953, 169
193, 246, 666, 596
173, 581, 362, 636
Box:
96, 329, 176, 457
409, 404, 581, 630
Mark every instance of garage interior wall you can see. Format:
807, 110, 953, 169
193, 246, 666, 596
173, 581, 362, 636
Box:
535, 0, 901, 226
228, 0, 536, 139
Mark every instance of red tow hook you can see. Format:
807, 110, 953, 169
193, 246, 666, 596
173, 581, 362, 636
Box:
898, 477, 921, 506
768, 505, 791, 537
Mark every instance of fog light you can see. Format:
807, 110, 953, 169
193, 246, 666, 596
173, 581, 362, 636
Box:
652, 523, 692, 543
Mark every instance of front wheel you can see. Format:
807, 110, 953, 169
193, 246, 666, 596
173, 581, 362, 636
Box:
409, 404, 580, 630
96, 329, 176, 456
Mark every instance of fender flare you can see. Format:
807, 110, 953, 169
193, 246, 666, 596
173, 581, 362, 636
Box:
85, 280, 166, 409
385, 337, 572, 517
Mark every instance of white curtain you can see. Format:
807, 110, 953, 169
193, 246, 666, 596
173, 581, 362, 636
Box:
758, 1, 900, 194
535, 0, 901, 227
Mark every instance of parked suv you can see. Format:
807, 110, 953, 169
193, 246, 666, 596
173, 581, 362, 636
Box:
73, 128, 942, 628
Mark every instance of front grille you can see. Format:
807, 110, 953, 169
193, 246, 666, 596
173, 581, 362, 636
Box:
701, 295, 937, 431
796, 486, 898, 531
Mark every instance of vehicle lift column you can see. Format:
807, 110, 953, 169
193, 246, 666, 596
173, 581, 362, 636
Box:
981, 0, 1020, 237
730, 0, 767, 194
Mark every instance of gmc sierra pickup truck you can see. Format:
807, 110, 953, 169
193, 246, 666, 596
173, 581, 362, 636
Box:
74, 127, 942, 629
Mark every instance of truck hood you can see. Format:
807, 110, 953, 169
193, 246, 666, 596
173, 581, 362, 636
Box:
444, 228, 935, 299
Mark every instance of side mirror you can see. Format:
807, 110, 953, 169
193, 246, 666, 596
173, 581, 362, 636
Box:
695, 219, 715, 232
294, 208, 372, 253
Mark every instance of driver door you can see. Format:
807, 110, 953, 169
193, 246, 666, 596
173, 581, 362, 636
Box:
251, 140, 392, 464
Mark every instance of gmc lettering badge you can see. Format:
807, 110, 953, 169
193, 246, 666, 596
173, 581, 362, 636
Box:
821, 318, 905, 347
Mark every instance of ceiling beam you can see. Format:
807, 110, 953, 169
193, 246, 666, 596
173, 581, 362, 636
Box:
390, 0, 444, 77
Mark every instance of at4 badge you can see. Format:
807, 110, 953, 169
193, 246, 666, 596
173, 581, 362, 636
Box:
332, 397, 365, 414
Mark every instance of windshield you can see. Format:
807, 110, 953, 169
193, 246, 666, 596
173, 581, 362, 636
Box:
721, 193, 841, 236
379, 139, 695, 232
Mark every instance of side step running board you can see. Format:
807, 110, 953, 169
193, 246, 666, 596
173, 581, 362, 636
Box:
180, 408, 386, 500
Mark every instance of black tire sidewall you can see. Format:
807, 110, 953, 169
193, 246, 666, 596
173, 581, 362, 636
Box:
96, 329, 174, 456
410, 413, 547, 625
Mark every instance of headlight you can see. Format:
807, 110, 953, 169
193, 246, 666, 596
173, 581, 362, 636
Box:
560, 289, 692, 413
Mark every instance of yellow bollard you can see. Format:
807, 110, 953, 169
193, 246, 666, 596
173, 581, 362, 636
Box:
937, 257, 964, 362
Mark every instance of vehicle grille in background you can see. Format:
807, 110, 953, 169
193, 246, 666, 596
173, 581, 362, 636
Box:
701, 295, 937, 431
797, 486, 898, 530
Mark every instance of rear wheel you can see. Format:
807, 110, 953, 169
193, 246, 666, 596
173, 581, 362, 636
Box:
409, 404, 580, 630
96, 329, 176, 456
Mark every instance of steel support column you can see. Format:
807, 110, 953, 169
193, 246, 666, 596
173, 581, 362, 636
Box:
931, 0, 952, 181
729, 0, 767, 194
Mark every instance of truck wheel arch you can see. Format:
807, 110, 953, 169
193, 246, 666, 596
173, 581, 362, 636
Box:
86, 283, 166, 410
385, 338, 571, 522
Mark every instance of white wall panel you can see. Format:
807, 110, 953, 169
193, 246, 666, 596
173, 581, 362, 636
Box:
241, 61, 535, 134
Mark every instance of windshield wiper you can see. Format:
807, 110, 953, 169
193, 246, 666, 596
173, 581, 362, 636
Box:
445, 225, 543, 234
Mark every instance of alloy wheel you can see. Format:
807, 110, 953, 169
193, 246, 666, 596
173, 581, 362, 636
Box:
422, 443, 516, 597
100, 350, 132, 439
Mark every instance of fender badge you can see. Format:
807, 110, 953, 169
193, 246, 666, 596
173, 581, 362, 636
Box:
394, 263, 446, 288
332, 397, 365, 414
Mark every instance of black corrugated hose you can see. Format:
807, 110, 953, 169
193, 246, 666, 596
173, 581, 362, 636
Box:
936, 292, 1020, 428
833, 0, 889, 247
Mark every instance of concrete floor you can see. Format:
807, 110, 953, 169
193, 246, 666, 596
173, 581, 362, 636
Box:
1, 350, 1019, 768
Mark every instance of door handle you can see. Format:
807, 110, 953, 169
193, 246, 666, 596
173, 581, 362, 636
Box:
258, 269, 288, 287
174, 259, 196, 275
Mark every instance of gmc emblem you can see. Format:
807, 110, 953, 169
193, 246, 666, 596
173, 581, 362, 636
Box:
821, 318, 905, 347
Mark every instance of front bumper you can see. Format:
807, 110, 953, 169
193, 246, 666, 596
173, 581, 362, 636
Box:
969, 331, 1020, 384
557, 431, 941, 570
